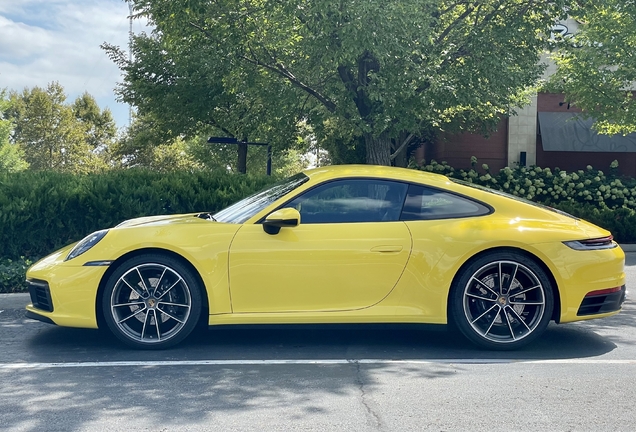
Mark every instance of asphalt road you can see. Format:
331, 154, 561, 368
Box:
1, 254, 636, 431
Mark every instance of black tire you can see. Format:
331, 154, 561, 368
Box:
102, 254, 203, 349
449, 251, 554, 350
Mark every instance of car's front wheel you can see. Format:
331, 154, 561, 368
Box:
102, 254, 203, 349
449, 251, 554, 350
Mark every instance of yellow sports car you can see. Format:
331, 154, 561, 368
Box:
26, 165, 626, 350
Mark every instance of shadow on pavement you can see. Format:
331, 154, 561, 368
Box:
20, 317, 617, 363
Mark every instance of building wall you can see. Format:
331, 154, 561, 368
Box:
423, 118, 508, 171
536, 93, 636, 177
508, 95, 538, 167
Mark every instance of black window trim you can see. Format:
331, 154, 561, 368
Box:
400, 183, 494, 221
256, 176, 494, 224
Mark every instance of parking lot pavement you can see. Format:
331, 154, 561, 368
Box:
0, 293, 29, 310
0, 253, 635, 432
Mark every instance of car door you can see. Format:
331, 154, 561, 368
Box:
228, 179, 412, 313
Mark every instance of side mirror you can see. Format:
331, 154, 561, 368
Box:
263, 208, 301, 235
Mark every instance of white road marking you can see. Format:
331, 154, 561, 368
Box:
1, 358, 636, 369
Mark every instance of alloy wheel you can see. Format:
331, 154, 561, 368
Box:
462, 260, 546, 344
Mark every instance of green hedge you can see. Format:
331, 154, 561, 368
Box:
0, 169, 276, 260
0, 257, 33, 293
414, 159, 636, 243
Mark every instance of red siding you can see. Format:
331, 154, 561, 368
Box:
421, 118, 508, 172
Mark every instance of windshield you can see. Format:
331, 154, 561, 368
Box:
213, 173, 309, 224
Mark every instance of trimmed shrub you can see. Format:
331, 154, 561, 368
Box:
0, 257, 33, 293
0, 169, 276, 260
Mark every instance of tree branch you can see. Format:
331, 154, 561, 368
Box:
188, 21, 337, 113
390, 133, 414, 161
435, 4, 477, 45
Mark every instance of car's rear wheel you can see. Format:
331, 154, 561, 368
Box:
102, 254, 202, 349
450, 251, 554, 350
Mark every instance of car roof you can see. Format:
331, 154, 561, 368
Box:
302, 164, 450, 186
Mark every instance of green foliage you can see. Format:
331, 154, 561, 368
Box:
7, 83, 115, 173
0, 169, 276, 260
548, 2, 636, 134
110, 0, 569, 165
0, 92, 28, 173
413, 158, 636, 242
0, 257, 33, 293
551, 202, 636, 245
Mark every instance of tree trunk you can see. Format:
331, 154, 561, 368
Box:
237, 142, 248, 174
364, 132, 391, 166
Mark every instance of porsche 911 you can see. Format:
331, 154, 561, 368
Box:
25, 165, 626, 350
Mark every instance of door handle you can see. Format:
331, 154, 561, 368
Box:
371, 245, 403, 253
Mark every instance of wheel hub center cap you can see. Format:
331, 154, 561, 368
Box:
498, 296, 507, 306
147, 298, 157, 309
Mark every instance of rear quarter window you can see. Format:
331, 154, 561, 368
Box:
401, 184, 491, 221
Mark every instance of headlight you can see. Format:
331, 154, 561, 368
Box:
65, 230, 109, 261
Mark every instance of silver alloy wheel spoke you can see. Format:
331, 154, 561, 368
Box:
121, 277, 145, 298
498, 262, 503, 294
158, 301, 190, 308
152, 267, 167, 298
465, 292, 497, 302
113, 301, 145, 308
153, 309, 161, 341
471, 304, 499, 324
156, 278, 184, 301
502, 264, 518, 294
158, 308, 186, 324
509, 285, 541, 298
509, 300, 544, 305
140, 308, 150, 340
501, 308, 517, 341
136, 268, 150, 296
484, 306, 502, 336
506, 305, 531, 331
471, 277, 499, 297
117, 306, 147, 324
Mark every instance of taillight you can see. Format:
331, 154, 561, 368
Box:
563, 236, 616, 251
584, 286, 622, 297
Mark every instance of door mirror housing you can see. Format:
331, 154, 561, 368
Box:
263, 208, 301, 235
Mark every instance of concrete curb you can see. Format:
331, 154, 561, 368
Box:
620, 244, 636, 252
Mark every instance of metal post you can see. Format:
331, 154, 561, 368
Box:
128, 2, 134, 126
266, 145, 272, 176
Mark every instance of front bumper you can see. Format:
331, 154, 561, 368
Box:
25, 248, 108, 329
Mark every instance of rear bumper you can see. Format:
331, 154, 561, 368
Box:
577, 285, 626, 316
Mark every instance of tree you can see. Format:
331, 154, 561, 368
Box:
113, 112, 308, 174
72, 92, 118, 151
7, 83, 114, 173
549, 1, 636, 135
115, 0, 568, 166
0, 92, 28, 173
103, 24, 303, 174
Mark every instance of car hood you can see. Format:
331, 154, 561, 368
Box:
115, 213, 213, 228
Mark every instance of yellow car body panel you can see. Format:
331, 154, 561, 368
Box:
25, 165, 626, 343
228, 222, 411, 312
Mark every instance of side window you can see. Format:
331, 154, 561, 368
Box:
286, 179, 408, 224
401, 184, 490, 221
